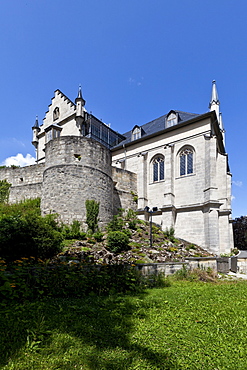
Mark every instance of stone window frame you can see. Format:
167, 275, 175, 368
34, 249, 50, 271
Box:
151, 154, 165, 183
178, 145, 195, 177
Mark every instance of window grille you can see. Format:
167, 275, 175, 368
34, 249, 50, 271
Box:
152, 156, 165, 182
180, 148, 193, 176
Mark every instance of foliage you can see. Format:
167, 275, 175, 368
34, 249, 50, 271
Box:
106, 214, 124, 232
0, 179, 11, 203
2, 281, 247, 369
61, 220, 86, 240
130, 190, 138, 203
85, 199, 99, 233
173, 265, 218, 282
0, 197, 41, 217
163, 226, 175, 238
0, 259, 144, 303
107, 231, 130, 253
92, 231, 104, 242
0, 198, 62, 262
126, 208, 138, 220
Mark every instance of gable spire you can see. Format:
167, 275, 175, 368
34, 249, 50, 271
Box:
75, 85, 86, 106
209, 80, 220, 119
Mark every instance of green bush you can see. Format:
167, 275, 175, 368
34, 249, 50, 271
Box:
0, 260, 144, 302
107, 215, 124, 232
62, 220, 86, 240
128, 220, 137, 230
0, 199, 62, 262
0, 179, 11, 203
163, 226, 176, 242
85, 200, 99, 233
126, 209, 137, 220
93, 231, 104, 242
107, 231, 129, 253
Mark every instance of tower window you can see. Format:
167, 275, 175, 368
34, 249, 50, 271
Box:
45, 125, 62, 143
179, 148, 193, 176
152, 156, 165, 182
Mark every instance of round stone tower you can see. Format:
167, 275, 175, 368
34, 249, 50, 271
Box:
41, 136, 113, 229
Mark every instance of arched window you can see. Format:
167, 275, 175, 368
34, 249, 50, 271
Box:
132, 126, 142, 141
179, 148, 193, 176
152, 155, 165, 182
53, 107, 60, 121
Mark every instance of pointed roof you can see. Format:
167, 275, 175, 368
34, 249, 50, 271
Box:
75, 85, 86, 106
32, 116, 40, 130
210, 80, 220, 105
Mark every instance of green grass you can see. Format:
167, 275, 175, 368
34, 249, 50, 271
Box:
1, 280, 247, 369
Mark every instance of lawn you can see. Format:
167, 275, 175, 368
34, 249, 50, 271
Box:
1, 280, 247, 369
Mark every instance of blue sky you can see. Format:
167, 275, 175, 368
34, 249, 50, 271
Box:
0, 0, 246, 218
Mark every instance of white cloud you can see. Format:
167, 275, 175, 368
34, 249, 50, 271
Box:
233, 180, 243, 187
2, 153, 36, 167
231, 195, 236, 201
128, 76, 143, 86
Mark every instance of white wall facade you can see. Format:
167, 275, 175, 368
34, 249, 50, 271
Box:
112, 113, 233, 254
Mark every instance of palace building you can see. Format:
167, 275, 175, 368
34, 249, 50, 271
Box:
0, 81, 234, 254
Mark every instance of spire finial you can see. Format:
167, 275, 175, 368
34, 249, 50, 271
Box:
210, 80, 219, 105
75, 84, 86, 106
32, 116, 39, 129
77, 84, 82, 99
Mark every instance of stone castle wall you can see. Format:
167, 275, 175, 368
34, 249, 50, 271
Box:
112, 167, 137, 213
0, 164, 45, 203
41, 136, 113, 227
0, 137, 138, 228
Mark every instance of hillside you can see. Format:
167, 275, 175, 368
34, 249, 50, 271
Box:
55, 213, 213, 265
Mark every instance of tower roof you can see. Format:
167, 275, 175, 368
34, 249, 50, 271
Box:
210, 80, 220, 105
32, 116, 39, 129
75, 85, 86, 106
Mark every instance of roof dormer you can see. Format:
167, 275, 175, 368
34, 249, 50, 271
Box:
131, 125, 144, 141
166, 110, 180, 128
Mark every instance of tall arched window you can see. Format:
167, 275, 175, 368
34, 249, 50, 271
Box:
152, 155, 165, 182
179, 148, 193, 176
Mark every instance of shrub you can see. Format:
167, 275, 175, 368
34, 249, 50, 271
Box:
163, 226, 176, 242
0, 179, 11, 203
126, 209, 137, 220
85, 200, 99, 233
128, 220, 137, 230
107, 231, 129, 253
93, 231, 104, 242
0, 213, 63, 262
0, 199, 62, 262
62, 220, 86, 240
107, 215, 124, 232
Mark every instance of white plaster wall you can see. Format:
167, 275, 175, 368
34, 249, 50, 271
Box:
42, 90, 76, 130
175, 209, 205, 247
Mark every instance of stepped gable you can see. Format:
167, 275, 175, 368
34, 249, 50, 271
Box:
42, 89, 76, 129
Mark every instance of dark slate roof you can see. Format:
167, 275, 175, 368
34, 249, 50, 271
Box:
113, 110, 201, 148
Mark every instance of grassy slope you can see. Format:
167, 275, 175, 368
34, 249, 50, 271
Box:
1, 280, 247, 370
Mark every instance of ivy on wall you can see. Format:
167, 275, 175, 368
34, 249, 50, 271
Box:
0, 179, 11, 203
